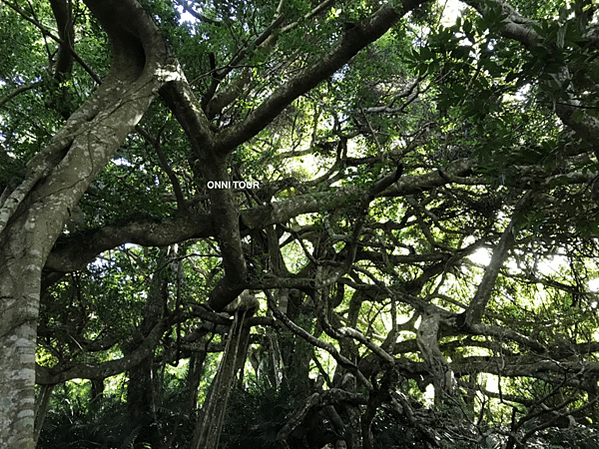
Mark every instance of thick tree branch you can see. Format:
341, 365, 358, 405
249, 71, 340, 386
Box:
462, 191, 534, 327
44, 213, 213, 274
0, 2, 177, 443
417, 313, 457, 402
44, 160, 472, 278
160, 71, 215, 152
214, 0, 428, 155
49, 0, 74, 78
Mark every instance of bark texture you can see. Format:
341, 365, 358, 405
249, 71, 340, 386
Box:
1, 0, 433, 446
0, 0, 174, 446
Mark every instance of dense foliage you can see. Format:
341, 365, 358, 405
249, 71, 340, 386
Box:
2, 0, 599, 448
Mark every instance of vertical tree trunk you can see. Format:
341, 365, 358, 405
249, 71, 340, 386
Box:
90, 379, 104, 402
0, 231, 41, 449
49, 0, 75, 79
0, 1, 173, 446
125, 249, 168, 448
417, 313, 457, 407
34, 384, 55, 444
190, 294, 258, 449
280, 289, 314, 396
185, 349, 207, 413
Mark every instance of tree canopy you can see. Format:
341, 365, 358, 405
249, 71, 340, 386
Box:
2, 0, 599, 448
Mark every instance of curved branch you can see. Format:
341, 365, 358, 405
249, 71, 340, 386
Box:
44, 213, 213, 274
36, 319, 168, 385
0, 80, 43, 109
265, 289, 372, 389
43, 160, 475, 279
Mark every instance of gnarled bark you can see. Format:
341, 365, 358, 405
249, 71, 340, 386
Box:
0, 1, 174, 446
417, 313, 457, 406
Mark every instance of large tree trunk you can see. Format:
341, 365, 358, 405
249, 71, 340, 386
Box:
124, 249, 169, 448
0, 1, 173, 446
